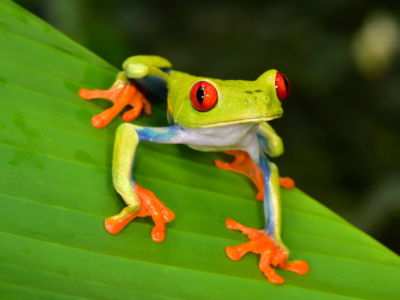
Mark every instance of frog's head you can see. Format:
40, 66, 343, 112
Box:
168, 70, 290, 128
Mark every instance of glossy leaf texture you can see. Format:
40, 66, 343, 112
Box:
0, 1, 399, 299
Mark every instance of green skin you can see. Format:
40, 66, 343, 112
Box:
112, 55, 286, 250
122, 56, 283, 128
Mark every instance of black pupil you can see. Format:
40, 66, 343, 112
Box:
282, 75, 289, 94
196, 85, 205, 105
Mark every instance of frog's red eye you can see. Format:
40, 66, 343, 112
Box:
275, 72, 290, 101
190, 81, 218, 112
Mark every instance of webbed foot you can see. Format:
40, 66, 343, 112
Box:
214, 150, 295, 201
225, 218, 309, 284
105, 184, 174, 242
79, 80, 152, 129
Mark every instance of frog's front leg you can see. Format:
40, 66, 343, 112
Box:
106, 123, 187, 242
257, 122, 295, 189
225, 154, 309, 284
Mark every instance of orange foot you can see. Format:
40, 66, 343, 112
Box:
104, 184, 174, 243
214, 150, 295, 201
225, 218, 309, 284
79, 81, 152, 129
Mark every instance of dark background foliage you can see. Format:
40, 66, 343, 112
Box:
15, 0, 400, 254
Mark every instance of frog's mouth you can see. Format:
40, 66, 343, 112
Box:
179, 114, 282, 129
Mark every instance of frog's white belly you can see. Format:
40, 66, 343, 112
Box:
182, 123, 261, 163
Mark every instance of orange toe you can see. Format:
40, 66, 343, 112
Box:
267, 273, 285, 284
279, 177, 295, 189
226, 246, 246, 261
151, 227, 166, 243
280, 260, 309, 275
78, 88, 92, 99
91, 114, 109, 129
225, 218, 238, 230
142, 98, 153, 115
122, 92, 144, 122
105, 214, 136, 235
79, 86, 123, 101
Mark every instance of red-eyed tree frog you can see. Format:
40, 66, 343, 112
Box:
79, 55, 309, 284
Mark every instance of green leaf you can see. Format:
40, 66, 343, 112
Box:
0, 1, 399, 299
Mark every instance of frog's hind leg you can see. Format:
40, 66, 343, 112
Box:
79, 73, 150, 129
215, 150, 265, 201
214, 150, 295, 201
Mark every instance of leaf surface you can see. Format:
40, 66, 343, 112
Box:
0, 1, 399, 299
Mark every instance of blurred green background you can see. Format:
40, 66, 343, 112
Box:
15, 0, 400, 254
